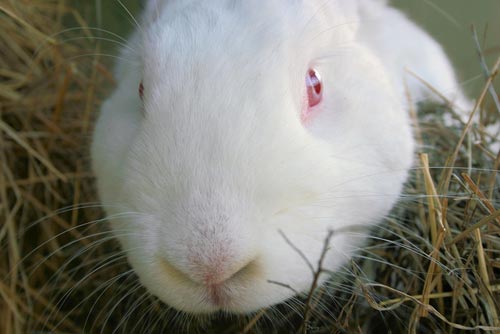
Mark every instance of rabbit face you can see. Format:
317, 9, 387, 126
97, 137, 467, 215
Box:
92, 0, 415, 313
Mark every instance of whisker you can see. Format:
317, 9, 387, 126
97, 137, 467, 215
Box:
9, 211, 146, 277
33, 26, 133, 55
66, 52, 140, 64
57, 36, 136, 53
47, 266, 135, 332
422, 0, 462, 28
97, 279, 144, 334
111, 289, 151, 334
116, 0, 142, 33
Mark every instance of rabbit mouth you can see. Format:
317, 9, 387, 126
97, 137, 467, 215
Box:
204, 283, 231, 307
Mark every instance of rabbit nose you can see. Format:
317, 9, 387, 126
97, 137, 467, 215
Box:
188, 249, 259, 286
160, 252, 259, 286
198, 258, 258, 286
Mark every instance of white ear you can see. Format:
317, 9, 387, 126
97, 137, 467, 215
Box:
356, 2, 471, 112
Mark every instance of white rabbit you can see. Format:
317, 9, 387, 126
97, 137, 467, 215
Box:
91, 0, 470, 314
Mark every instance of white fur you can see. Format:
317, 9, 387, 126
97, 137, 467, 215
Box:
357, 1, 471, 111
92, 0, 469, 314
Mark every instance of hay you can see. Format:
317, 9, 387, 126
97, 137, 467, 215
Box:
0, 1, 498, 333
1, 1, 111, 333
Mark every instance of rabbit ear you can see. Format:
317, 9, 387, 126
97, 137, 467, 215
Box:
357, 2, 471, 112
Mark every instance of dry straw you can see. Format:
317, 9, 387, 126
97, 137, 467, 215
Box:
0, 1, 499, 333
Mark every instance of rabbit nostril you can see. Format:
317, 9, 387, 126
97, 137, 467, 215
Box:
159, 258, 192, 283
233, 258, 260, 278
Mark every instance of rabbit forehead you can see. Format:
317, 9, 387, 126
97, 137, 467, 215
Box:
141, 0, 359, 68
142, 0, 360, 27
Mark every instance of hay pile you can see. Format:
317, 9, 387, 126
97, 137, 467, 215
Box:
0, 1, 498, 334
1, 1, 112, 333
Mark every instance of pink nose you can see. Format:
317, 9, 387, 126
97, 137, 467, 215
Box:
160, 254, 258, 287
190, 254, 257, 286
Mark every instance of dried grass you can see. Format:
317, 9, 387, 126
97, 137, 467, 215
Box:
0, 1, 499, 334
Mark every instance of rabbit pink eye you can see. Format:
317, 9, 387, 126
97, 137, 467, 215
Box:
306, 69, 322, 107
139, 81, 144, 100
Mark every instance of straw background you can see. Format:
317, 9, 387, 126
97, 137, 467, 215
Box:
1, 1, 499, 333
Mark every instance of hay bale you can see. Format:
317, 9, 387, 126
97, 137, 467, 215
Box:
1, 1, 498, 333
